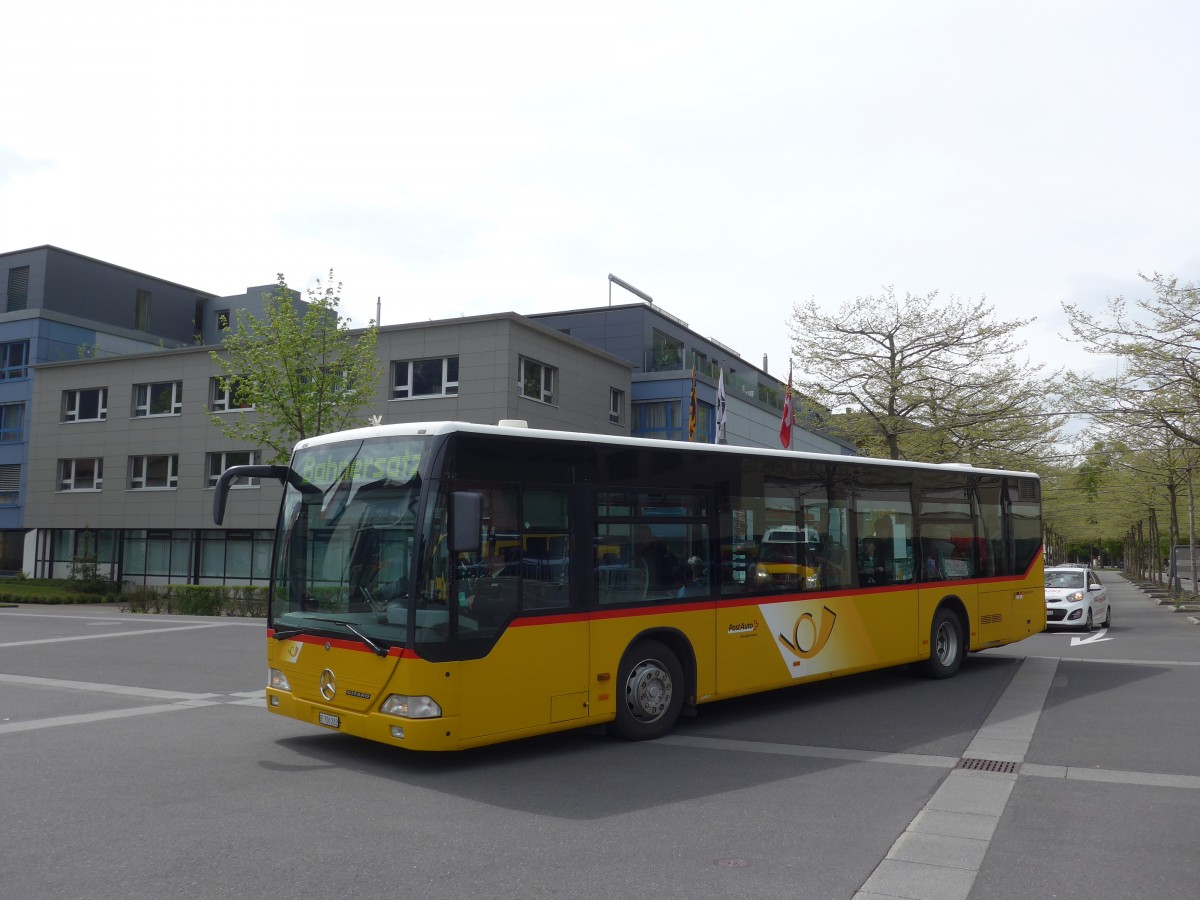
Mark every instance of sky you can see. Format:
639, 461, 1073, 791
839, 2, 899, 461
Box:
4, 0, 1200, 388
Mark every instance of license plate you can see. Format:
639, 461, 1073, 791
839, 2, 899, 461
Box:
318, 711, 340, 728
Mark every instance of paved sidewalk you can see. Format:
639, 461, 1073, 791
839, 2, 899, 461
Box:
1115, 571, 1200, 625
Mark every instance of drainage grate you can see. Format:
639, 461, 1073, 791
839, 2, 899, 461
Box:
957, 757, 1020, 774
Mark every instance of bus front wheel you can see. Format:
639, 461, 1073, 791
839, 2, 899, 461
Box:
614, 640, 685, 741
918, 607, 964, 679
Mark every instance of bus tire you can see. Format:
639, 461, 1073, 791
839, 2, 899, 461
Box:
614, 640, 685, 741
918, 606, 964, 680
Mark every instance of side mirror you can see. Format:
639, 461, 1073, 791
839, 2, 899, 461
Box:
449, 491, 482, 554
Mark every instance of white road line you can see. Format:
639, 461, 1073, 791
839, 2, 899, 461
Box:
0, 679, 265, 735
0, 611, 264, 626
0, 622, 231, 648
0, 612, 133, 622
1022, 763, 1200, 791
0, 672, 222, 701
0, 701, 222, 735
225, 697, 267, 707
656, 734, 959, 770
660, 728, 1200, 792
1025, 654, 1200, 667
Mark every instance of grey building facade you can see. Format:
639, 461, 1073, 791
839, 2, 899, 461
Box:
0, 245, 308, 573
527, 302, 855, 455
0, 246, 218, 571
24, 312, 632, 584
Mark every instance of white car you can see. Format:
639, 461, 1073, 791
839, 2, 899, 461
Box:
1045, 566, 1111, 632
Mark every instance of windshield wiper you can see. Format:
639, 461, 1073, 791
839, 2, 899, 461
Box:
304, 617, 389, 657
271, 627, 309, 640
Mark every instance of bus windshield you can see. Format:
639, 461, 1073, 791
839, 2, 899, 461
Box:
272, 435, 428, 648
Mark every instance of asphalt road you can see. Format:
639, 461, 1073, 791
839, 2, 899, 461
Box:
1, 573, 1197, 900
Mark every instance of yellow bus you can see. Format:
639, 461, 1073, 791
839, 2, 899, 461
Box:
214, 421, 1044, 751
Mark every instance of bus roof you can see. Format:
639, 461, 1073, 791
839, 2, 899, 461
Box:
292, 420, 1040, 480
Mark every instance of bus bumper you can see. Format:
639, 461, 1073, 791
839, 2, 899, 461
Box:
266, 688, 462, 751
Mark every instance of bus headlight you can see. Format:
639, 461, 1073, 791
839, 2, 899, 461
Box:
381, 694, 442, 719
268, 668, 292, 691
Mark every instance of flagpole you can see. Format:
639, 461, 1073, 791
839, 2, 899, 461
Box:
716, 367, 727, 444
688, 365, 697, 442
779, 363, 793, 450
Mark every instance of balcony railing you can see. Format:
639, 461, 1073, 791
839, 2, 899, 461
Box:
641, 348, 787, 412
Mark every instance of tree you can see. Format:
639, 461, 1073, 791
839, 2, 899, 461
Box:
1061, 272, 1200, 448
789, 287, 1063, 465
210, 270, 381, 463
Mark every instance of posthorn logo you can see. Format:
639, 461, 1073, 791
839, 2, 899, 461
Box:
778, 606, 837, 666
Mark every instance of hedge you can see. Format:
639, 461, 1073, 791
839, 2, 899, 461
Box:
122, 584, 268, 617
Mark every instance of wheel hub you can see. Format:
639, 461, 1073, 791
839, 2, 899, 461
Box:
626, 660, 672, 722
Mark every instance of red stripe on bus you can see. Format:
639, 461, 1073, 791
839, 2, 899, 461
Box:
268, 548, 1044, 640
267, 629, 417, 658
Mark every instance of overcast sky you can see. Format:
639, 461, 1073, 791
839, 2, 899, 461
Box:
4, 0, 1198, 385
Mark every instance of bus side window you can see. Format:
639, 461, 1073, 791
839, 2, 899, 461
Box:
595, 525, 646, 605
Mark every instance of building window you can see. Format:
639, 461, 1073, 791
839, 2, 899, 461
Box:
62, 387, 108, 422
210, 377, 253, 412
392, 357, 459, 399
122, 529, 192, 583
610, 389, 624, 424
631, 399, 713, 442
206, 450, 261, 488
58, 458, 103, 491
0, 403, 24, 442
0, 340, 29, 380
193, 298, 206, 343
632, 400, 678, 439
133, 381, 183, 417
0, 463, 20, 505
651, 331, 683, 371
135, 289, 152, 331
6, 266, 30, 312
198, 529, 274, 584
129, 455, 179, 490
45, 529, 117, 581
519, 357, 555, 404
216, 309, 230, 331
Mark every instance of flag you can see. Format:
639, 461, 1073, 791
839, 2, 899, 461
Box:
779, 364, 793, 449
688, 366, 697, 441
716, 369, 727, 441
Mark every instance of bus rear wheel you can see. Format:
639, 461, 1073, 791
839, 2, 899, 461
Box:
614, 640, 685, 741
918, 607, 964, 679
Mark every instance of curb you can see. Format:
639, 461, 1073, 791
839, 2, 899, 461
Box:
1122, 577, 1200, 625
